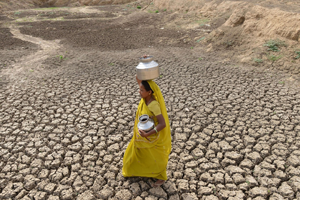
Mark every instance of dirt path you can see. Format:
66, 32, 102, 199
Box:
0, 2, 300, 200
1, 25, 61, 85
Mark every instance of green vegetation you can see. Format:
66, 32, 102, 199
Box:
137, 6, 141, 9
212, 186, 216, 194
267, 54, 282, 65
253, 58, 263, 63
155, 10, 159, 13
295, 50, 300, 59
57, 55, 66, 61
195, 19, 210, 26
196, 37, 205, 43
224, 40, 234, 47
35, 7, 62, 10
109, 63, 115, 66
20, 18, 34, 22
263, 39, 287, 52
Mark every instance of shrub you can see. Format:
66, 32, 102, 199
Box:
254, 58, 263, 63
264, 39, 286, 52
295, 50, 300, 59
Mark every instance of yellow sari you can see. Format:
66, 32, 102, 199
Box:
122, 80, 172, 180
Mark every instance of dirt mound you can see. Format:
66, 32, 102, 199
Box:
154, 0, 300, 13
209, 3, 300, 41
152, 0, 300, 41
152, 0, 300, 73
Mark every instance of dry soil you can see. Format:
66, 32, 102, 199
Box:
0, 0, 300, 200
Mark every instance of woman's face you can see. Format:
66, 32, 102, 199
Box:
139, 83, 151, 99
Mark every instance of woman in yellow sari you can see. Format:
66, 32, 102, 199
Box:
122, 75, 172, 187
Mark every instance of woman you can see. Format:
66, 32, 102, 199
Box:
122, 75, 172, 187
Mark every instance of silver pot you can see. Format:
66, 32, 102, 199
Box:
136, 56, 160, 81
137, 114, 155, 132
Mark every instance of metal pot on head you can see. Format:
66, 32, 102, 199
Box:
136, 56, 160, 80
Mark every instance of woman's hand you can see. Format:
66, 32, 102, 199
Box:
138, 129, 149, 137
138, 129, 150, 140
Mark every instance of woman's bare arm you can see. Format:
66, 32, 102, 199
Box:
155, 114, 166, 131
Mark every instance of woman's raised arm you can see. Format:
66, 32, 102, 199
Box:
136, 75, 141, 86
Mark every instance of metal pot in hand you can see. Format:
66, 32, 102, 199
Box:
136, 56, 160, 81
137, 114, 155, 132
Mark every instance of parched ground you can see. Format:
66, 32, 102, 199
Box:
0, 1, 300, 200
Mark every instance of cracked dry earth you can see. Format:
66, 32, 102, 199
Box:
0, 4, 300, 200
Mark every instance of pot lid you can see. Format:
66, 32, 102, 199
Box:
136, 60, 158, 69
139, 55, 153, 63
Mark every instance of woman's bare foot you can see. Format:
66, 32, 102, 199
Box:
153, 179, 165, 187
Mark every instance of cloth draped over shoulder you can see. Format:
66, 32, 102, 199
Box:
122, 80, 171, 180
